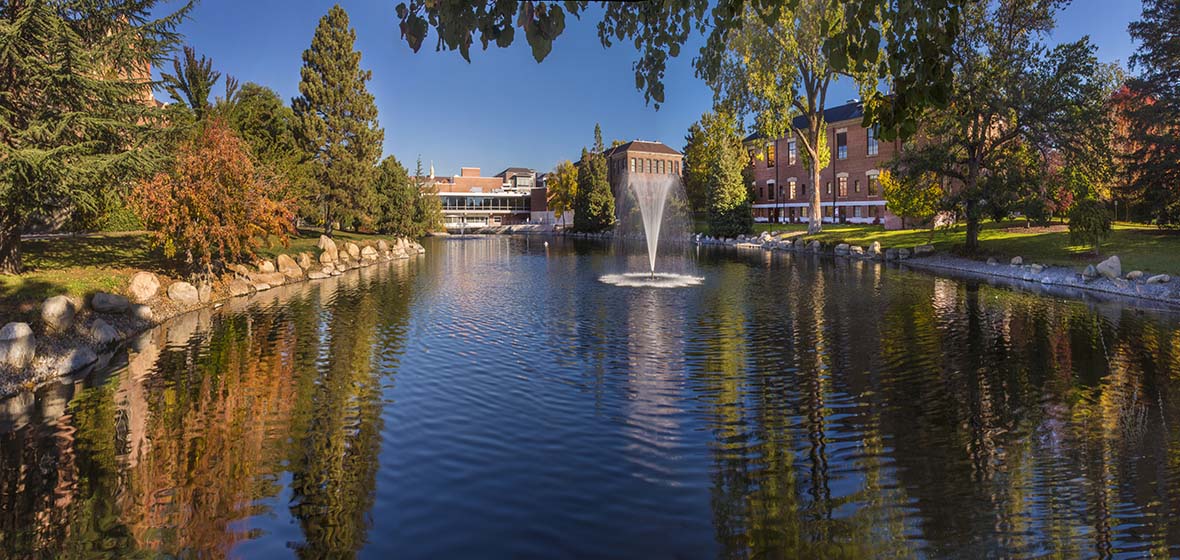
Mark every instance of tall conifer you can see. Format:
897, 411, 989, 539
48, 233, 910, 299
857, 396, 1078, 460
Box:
293, 5, 384, 235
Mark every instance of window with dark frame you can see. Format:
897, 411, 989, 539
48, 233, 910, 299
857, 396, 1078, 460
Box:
766, 143, 776, 167
867, 126, 879, 156
838, 176, 848, 197
836, 131, 848, 160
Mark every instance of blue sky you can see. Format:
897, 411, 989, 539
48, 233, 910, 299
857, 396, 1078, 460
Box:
156, 0, 1143, 177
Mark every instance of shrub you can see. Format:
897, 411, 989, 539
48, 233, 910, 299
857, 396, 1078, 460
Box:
132, 118, 294, 272
1068, 198, 1112, 255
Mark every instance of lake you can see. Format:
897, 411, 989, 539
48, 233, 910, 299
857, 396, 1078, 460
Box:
2, 236, 1179, 558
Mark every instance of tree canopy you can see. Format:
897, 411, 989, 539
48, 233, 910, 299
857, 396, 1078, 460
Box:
294, 4, 384, 236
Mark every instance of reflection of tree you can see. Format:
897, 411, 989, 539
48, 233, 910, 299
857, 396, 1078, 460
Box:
0, 262, 416, 558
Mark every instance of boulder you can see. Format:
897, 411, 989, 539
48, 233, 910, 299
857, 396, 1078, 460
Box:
128, 271, 161, 302
897, 248, 911, 260
250, 272, 286, 286
1010, 256, 1023, 266
317, 235, 339, 262
835, 243, 850, 255
849, 245, 865, 256
1096, 255, 1121, 280
885, 248, 898, 260
276, 254, 304, 279
197, 283, 212, 303
91, 292, 130, 314
130, 304, 154, 322
228, 279, 253, 297
345, 242, 361, 260
255, 259, 276, 274
1083, 264, 1098, 279
1126, 270, 1143, 281
47, 346, 97, 377
307, 270, 330, 280
361, 246, 379, 261
87, 319, 119, 347
41, 295, 76, 333
252, 282, 272, 292
1146, 274, 1171, 285
377, 239, 390, 252
297, 252, 314, 271
868, 241, 882, 256
987, 257, 998, 266
913, 244, 935, 257
1030, 264, 1044, 274
0, 323, 35, 370
808, 240, 821, 252
227, 263, 253, 278
167, 281, 200, 305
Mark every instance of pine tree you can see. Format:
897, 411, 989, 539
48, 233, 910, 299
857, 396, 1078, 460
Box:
293, 4, 384, 236
705, 112, 753, 238
573, 148, 615, 232
161, 46, 221, 121
0, 1, 189, 274
1124, 0, 1180, 226
412, 157, 443, 236
372, 155, 415, 236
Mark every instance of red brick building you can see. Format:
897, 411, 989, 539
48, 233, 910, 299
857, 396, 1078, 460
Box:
603, 140, 683, 204
745, 101, 902, 226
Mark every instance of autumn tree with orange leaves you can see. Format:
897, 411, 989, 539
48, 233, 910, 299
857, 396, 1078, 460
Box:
133, 119, 294, 273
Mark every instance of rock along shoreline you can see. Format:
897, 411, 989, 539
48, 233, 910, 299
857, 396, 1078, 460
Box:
693, 230, 1180, 310
0, 236, 426, 399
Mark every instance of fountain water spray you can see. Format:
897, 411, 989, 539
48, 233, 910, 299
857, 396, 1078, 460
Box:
629, 174, 674, 277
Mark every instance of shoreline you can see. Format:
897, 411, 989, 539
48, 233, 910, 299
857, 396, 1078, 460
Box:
0, 236, 426, 399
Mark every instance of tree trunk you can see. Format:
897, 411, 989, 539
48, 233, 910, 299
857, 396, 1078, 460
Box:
808, 160, 823, 234
0, 210, 22, 275
964, 198, 980, 253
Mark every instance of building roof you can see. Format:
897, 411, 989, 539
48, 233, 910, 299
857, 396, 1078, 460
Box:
603, 140, 682, 158
743, 100, 865, 142
496, 167, 535, 178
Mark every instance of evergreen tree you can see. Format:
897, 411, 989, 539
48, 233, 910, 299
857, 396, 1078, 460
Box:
1124, 0, 1180, 227
223, 83, 310, 213
293, 4, 384, 236
411, 157, 443, 236
0, 1, 189, 273
573, 148, 615, 232
681, 120, 709, 216
703, 112, 752, 238
371, 156, 416, 236
161, 46, 222, 121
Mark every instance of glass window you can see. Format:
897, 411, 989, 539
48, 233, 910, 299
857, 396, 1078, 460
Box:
854, 179, 861, 193
766, 143, 776, 167
748, 148, 756, 167
838, 177, 848, 197
802, 207, 809, 217
836, 131, 848, 160
768, 182, 775, 200
826, 181, 833, 195
630, 158, 635, 172
824, 206, 833, 217
867, 126, 879, 156
788, 180, 797, 199
801, 183, 807, 197
788, 140, 797, 165
868, 175, 879, 196
854, 206, 863, 218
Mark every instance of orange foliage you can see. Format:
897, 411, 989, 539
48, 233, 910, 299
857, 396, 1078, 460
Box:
133, 118, 293, 270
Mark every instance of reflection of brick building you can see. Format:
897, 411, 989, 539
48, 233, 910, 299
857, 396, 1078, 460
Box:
745, 101, 902, 226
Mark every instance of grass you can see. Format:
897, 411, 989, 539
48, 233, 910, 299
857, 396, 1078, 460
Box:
0, 228, 400, 322
700, 220, 1180, 276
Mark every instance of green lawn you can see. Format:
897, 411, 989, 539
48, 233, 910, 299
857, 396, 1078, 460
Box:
0, 229, 398, 321
728, 220, 1180, 276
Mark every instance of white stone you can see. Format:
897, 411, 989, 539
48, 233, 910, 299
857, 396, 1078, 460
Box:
835, 243, 850, 255
1126, 270, 1143, 281
277, 254, 303, 279
130, 304, 153, 322
345, 242, 361, 260
128, 271, 161, 302
0, 323, 35, 369
1096, 255, 1121, 280
228, 279, 252, 297
167, 281, 200, 305
913, 244, 935, 256
41, 295, 76, 333
868, 241, 882, 256
197, 283, 212, 303
897, 248, 911, 259
1030, 264, 1044, 274
377, 239, 390, 252
252, 283, 272, 292
317, 235, 339, 261
1146, 274, 1171, 284
91, 292, 130, 314
255, 259, 276, 274
361, 246, 379, 261
48, 346, 97, 377
1010, 256, 1023, 266
987, 257, 998, 266
87, 319, 119, 347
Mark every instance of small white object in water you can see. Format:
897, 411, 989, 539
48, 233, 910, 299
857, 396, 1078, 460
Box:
544, 241, 549, 247
599, 272, 704, 288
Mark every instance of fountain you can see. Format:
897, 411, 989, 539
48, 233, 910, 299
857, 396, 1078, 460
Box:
598, 174, 703, 288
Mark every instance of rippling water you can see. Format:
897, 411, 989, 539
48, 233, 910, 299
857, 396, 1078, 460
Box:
2, 236, 1180, 559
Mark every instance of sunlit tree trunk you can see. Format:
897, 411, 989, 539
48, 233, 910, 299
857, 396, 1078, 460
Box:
0, 210, 22, 275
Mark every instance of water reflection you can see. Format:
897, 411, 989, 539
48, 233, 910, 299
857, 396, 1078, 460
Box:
0, 238, 1178, 558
